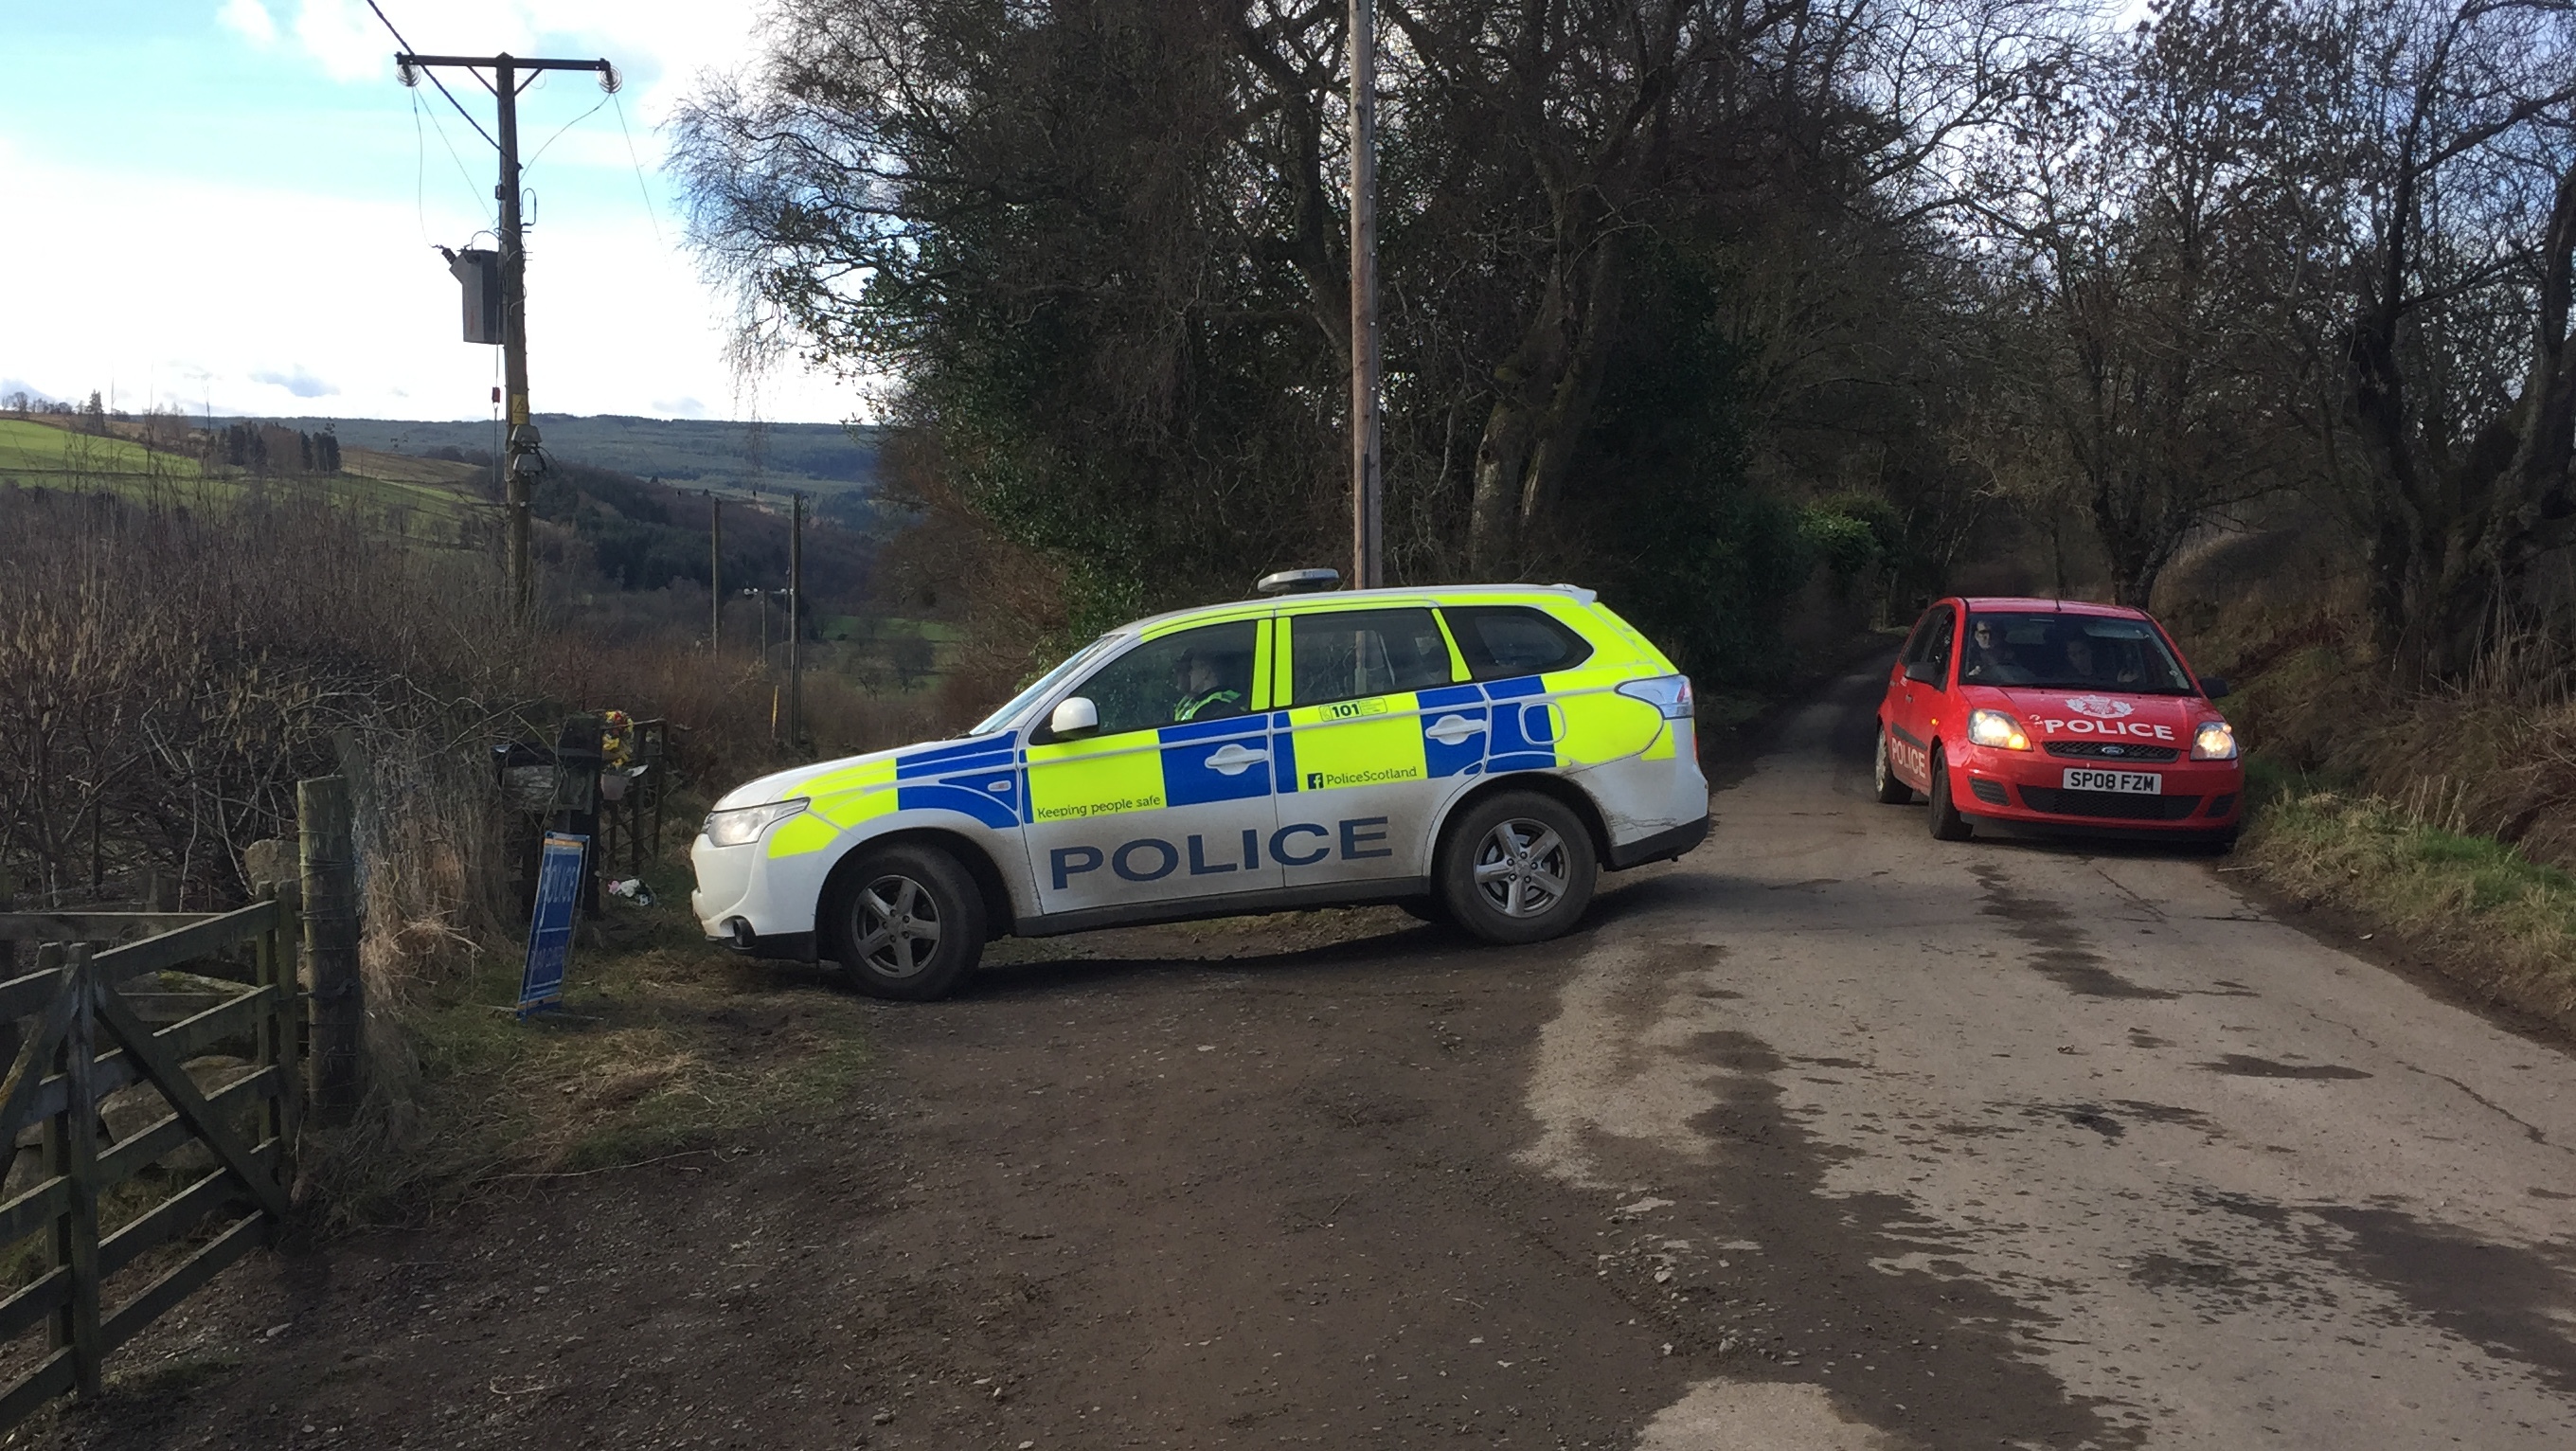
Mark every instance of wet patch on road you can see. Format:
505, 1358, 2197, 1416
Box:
2311, 1205, 2576, 1395
1522, 927, 2149, 1449
2191, 1190, 2576, 1396
2019, 1100, 2219, 1144
2127, 1251, 2253, 1294
2112, 1099, 2218, 1130
2196, 1054, 2372, 1081
1970, 864, 2179, 1000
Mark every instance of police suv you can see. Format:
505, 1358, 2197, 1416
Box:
690, 576, 1709, 999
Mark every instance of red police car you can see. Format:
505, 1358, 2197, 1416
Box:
1872, 598, 2243, 848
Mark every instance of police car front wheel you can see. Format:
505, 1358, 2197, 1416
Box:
1438, 793, 1598, 945
830, 844, 987, 1001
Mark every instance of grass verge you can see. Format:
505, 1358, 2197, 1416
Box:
2239, 763, 2576, 1032
307, 858, 877, 1227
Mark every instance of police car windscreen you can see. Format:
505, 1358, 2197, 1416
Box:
974, 635, 1119, 735
1959, 613, 2193, 693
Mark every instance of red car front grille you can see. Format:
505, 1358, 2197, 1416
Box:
2042, 741, 2182, 762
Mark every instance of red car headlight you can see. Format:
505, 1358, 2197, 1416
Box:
1967, 709, 2030, 751
2191, 722, 2238, 761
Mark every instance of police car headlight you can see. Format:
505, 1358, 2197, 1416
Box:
2191, 722, 2238, 761
1615, 674, 1693, 719
1967, 709, 2030, 751
703, 797, 808, 847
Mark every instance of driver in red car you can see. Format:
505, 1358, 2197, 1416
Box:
1872, 598, 2244, 851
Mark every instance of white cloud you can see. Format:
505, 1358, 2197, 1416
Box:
219, 0, 279, 47
290, 0, 391, 83
0, 139, 858, 422
250, 366, 341, 399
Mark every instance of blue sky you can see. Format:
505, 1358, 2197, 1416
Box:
0, 2, 861, 422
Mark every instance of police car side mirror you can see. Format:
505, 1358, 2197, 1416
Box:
1903, 660, 1941, 686
2200, 675, 2231, 700
1047, 696, 1100, 740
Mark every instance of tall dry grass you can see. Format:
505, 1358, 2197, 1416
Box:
2180, 600, 2576, 1030
0, 479, 960, 979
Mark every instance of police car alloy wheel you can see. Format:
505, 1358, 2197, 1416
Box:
832, 844, 987, 1000
1438, 792, 1598, 944
1926, 749, 1972, 842
1872, 729, 1912, 805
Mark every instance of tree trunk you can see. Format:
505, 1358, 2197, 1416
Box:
1468, 267, 1575, 573
1516, 233, 1628, 538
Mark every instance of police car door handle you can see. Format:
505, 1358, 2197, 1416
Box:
1424, 714, 1485, 746
1205, 743, 1269, 776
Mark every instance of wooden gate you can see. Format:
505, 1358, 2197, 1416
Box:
0, 887, 301, 1426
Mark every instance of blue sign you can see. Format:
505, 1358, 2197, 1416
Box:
519, 832, 588, 1015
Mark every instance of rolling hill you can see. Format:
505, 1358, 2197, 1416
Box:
264, 414, 883, 516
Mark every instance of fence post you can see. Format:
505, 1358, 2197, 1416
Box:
0, 869, 17, 1075
297, 777, 363, 1124
255, 882, 304, 1197
47, 945, 101, 1399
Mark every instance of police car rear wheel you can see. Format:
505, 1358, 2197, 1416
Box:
1873, 729, 1913, 804
1438, 793, 1597, 945
832, 846, 985, 1001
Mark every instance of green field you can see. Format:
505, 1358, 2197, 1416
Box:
0, 418, 202, 478
0, 418, 492, 545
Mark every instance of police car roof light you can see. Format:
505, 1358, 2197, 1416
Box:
1255, 568, 1341, 596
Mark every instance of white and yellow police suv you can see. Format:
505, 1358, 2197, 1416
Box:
690, 576, 1708, 998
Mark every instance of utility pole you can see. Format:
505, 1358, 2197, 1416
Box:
708, 495, 723, 653
788, 493, 806, 749
397, 49, 617, 623
1349, 0, 1384, 589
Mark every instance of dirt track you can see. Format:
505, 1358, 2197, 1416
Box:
25, 667, 2576, 1449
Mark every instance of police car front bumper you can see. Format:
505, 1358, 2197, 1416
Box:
690, 833, 822, 960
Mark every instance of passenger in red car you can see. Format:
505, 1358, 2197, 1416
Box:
2062, 635, 2141, 687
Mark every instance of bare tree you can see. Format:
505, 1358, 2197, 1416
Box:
1966, 0, 2317, 605
2299, 0, 2576, 678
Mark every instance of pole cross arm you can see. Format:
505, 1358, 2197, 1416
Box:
396, 52, 615, 75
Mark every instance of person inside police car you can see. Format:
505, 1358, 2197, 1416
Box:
2060, 630, 2140, 687
1963, 617, 2016, 683
1171, 644, 1247, 722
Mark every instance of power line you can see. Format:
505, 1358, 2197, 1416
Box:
367, 0, 500, 152
610, 92, 666, 245
411, 85, 492, 237
524, 89, 614, 170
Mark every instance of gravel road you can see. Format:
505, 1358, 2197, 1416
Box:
33, 665, 2576, 1450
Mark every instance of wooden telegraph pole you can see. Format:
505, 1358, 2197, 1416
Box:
1349, 0, 1384, 589
709, 495, 724, 652
396, 47, 617, 622
788, 493, 806, 748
